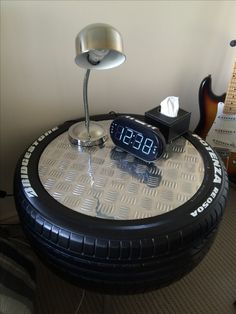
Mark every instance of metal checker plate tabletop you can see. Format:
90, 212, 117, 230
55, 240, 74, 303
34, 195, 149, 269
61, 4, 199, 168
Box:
38, 120, 205, 220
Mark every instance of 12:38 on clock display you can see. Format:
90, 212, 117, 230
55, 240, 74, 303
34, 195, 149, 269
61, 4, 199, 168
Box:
110, 116, 166, 162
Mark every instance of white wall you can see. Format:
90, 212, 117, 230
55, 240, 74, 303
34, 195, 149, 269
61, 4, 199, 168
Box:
0, 0, 235, 218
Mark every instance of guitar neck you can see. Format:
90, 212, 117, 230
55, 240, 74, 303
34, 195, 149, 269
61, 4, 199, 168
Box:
223, 61, 236, 114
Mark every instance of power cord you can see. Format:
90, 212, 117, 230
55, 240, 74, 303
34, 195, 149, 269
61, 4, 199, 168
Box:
74, 290, 85, 314
0, 190, 14, 198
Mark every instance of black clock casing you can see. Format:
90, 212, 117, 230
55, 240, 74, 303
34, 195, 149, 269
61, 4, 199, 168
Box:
110, 116, 166, 162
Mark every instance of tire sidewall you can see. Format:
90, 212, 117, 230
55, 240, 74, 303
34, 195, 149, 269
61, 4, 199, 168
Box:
14, 114, 227, 240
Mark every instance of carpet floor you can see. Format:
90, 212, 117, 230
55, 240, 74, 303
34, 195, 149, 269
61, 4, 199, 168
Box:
33, 185, 236, 314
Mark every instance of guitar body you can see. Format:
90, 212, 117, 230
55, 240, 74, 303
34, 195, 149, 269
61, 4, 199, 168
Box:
195, 75, 236, 182
195, 76, 226, 139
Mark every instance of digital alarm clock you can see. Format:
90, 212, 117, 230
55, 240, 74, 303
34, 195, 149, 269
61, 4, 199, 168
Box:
110, 116, 166, 162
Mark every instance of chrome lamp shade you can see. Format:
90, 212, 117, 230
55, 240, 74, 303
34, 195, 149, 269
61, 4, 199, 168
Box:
68, 23, 126, 147
75, 23, 125, 70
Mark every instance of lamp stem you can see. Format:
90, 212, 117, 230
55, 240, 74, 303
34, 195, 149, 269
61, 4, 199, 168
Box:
83, 69, 91, 138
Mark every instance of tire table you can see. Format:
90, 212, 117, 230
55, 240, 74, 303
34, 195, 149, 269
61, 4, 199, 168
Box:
14, 113, 228, 294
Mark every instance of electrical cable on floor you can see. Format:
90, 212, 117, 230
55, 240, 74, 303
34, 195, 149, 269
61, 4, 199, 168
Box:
74, 290, 86, 314
0, 189, 19, 227
0, 223, 21, 226
0, 190, 14, 198
8, 238, 31, 247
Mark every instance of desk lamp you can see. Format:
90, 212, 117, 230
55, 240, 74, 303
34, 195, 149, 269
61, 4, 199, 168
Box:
68, 23, 126, 146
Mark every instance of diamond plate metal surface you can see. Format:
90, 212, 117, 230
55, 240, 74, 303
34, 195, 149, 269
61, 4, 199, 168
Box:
38, 120, 204, 220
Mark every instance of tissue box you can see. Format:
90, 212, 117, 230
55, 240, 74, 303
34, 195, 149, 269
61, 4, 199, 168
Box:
145, 106, 191, 143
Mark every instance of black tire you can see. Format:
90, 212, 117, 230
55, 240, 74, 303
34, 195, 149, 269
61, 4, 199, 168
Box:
14, 113, 229, 294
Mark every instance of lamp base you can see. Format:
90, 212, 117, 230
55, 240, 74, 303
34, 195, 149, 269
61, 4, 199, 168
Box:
68, 121, 108, 147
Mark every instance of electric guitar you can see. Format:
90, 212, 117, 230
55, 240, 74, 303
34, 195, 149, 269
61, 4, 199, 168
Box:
195, 60, 236, 183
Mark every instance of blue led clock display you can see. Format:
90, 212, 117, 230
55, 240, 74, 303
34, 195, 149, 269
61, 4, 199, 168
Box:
110, 116, 166, 162
115, 126, 154, 154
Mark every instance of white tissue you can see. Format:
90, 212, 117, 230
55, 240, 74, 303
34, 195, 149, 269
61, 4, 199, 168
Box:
160, 96, 179, 118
